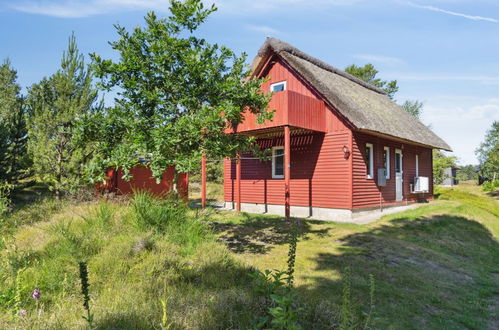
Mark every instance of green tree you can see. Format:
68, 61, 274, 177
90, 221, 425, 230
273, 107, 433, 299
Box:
401, 100, 423, 119
476, 121, 499, 180
433, 150, 457, 185
26, 34, 99, 198
345, 63, 399, 99
456, 164, 477, 182
0, 59, 29, 185
85, 0, 271, 185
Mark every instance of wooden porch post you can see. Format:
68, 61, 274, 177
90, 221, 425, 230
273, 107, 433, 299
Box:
236, 154, 242, 212
284, 125, 291, 219
201, 154, 207, 208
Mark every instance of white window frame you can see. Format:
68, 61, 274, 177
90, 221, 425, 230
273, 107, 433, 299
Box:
270, 81, 287, 92
383, 146, 390, 179
366, 143, 374, 179
415, 154, 419, 177
272, 146, 285, 179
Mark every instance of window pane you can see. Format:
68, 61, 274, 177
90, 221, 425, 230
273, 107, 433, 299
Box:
272, 83, 285, 92
274, 149, 284, 176
365, 145, 371, 176
395, 153, 401, 173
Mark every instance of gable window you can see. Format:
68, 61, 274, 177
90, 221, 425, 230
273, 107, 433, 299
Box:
383, 146, 390, 179
365, 143, 374, 179
272, 146, 285, 179
270, 81, 286, 92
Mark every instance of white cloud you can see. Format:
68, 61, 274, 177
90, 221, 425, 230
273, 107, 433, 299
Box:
421, 101, 499, 164
8, 0, 363, 17
353, 54, 405, 66
245, 24, 280, 35
388, 73, 499, 84
405, 1, 498, 23
9, 0, 169, 18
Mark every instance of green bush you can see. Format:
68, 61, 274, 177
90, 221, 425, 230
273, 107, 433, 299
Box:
482, 180, 499, 192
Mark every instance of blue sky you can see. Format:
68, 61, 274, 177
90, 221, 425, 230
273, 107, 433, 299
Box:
1, 0, 498, 165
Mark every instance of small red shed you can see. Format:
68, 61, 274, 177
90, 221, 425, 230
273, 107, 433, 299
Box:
219, 38, 451, 221
98, 165, 188, 199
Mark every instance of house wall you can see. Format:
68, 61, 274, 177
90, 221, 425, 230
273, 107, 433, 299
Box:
98, 165, 189, 198
352, 132, 433, 209
224, 131, 352, 209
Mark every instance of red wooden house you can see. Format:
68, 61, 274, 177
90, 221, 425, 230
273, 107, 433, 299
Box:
222, 38, 451, 221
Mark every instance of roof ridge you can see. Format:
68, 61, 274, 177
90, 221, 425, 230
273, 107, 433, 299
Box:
259, 37, 387, 95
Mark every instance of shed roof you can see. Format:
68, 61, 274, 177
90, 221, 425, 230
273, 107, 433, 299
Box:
252, 38, 452, 151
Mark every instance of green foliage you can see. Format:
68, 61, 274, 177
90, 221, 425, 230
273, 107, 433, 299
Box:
130, 192, 210, 254
456, 164, 477, 182
476, 121, 499, 179
251, 269, 302, 329
0, 182, 12, 215
251, 220, 303, 329
344, 63, 399, 99
286, 220, 298, 288
78, 261, 94, 327
160, 297, 173, 329
26, 34, 99, 198
401, 100, 423, 119
433, 150, 457, 185
0, 60, 30, 186
482, 180, 499, 192
190, 160, 224, 184
84, 0, 272, 183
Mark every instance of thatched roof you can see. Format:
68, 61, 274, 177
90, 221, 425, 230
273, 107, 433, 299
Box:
253, 38, 452, 151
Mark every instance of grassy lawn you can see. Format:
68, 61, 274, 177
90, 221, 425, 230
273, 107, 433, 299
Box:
210, 183, 499, 329
0, 183, 497, 329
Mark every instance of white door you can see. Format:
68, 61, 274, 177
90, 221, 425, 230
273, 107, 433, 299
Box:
395, 149, 403, 201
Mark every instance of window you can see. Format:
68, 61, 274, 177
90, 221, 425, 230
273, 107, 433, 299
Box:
272, 146, 284, 179
365, 143, 374, 179
395, 149, 402, 174
415, 154, 419, 177
383, 147, 390, 179
270, 81, 286, 92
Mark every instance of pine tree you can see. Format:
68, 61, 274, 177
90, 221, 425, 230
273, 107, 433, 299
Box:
0, 59, 29, 185
26, 34, 99, 198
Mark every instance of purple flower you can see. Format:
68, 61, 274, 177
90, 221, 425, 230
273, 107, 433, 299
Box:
32, 288, 41, 300
19, 309, 27, 317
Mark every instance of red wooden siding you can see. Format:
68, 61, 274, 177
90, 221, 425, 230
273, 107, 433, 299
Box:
235, 90, 326, 133
352, 132, 433, 209
98, 165, 188, 198
224, 131, 351, 209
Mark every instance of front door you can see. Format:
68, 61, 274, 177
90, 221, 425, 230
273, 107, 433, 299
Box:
395, 149, 403, 201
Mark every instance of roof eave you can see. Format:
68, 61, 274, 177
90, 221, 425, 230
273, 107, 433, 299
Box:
356, 128, 453, 151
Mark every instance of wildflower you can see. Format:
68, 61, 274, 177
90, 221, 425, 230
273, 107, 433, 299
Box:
32, 288, 41, 300
19, 309, 27, 317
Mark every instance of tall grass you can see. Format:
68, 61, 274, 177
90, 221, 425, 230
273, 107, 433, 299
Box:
0, 192, 381, 329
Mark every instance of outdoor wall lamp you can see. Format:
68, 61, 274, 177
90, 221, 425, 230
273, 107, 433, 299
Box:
342, 145, 350, 159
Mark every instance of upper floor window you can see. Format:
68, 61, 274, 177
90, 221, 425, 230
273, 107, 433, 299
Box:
270, 81, 286, 92
365, 143, 374, 179
272, 146, 285, 179
383, 146, 390, 179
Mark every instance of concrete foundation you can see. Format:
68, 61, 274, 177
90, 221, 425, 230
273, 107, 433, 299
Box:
223, 201, 419, 224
